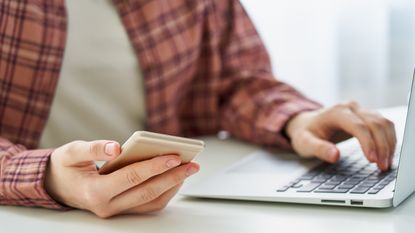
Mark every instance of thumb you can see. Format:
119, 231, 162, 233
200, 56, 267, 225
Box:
298, 132, 340, 163
61, 140, 121, 165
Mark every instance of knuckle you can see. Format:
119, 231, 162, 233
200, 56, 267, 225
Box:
329, 103, 351, 116
89, 142, 100, 156
371, 118, 387, 129
346, 100, 359, 109
65, 140, 84, 154
348, 100, 358, 106
334, 103, 349, 110
57, 141, 85, 163
126, 167, 145, 185
140, 187, 159, 203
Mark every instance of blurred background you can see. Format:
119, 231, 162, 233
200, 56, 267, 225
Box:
241, 0, 415, 109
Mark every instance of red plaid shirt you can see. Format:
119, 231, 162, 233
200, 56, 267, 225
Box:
0, 0, 320, 209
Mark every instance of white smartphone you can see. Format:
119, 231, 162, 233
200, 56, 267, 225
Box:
98, 131, 205, 174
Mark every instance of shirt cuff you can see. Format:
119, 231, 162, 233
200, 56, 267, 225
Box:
0, 148, 70, 210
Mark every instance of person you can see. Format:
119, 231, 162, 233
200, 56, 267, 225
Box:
0, 0, 395, 218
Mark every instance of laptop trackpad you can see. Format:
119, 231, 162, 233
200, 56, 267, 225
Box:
181, 150, 322, 196
225, 150, 320, 176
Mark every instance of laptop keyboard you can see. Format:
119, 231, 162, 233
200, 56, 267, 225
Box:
277, 146, 398, 195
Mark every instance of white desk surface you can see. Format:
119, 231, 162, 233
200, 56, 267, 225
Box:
1, 106, 414, 233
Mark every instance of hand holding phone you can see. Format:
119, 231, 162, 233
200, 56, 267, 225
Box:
99, 131, 205, 174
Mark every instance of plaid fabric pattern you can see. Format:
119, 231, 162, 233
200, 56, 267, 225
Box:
0, 0, 320, 209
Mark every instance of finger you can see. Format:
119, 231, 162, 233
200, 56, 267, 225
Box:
374, 117, 397, 167
108, 163, 199, 213
295, 131, 340, 163
100, 155, 183, 197
347, 100, 360, 111
352, 110, 397, 170
328, 108, 377, 164
123, 183, 183, 214
367, 123, 390, 171
386, 122, 397, 165
61, 140, 121, 166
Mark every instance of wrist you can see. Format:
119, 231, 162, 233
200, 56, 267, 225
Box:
44, 150, 65, 206
285, 110, 317, 140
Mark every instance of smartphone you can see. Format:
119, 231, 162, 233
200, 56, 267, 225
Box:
98, 131, 205, 174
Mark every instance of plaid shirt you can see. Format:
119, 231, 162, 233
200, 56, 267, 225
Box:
0, 0, 320, 209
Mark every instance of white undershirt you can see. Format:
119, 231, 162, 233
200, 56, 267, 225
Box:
40, 0, 146, 148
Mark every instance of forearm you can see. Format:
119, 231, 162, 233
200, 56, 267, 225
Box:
220, 78, 321, 149
217, 0, 321, 148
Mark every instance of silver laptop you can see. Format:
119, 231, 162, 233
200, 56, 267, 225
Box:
182, 70, 415, 208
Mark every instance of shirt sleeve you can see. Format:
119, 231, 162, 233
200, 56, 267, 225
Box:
217, 0, 322, 149
0, 138, 67, 209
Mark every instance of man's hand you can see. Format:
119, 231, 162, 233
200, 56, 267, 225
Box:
286, 101, 396, 171
45, 140, 199, 218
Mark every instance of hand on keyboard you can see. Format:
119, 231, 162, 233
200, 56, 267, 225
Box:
285, 101, 396, 171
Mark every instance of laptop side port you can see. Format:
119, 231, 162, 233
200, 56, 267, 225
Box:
350, 200, 364, 205
321, 200, 346, 204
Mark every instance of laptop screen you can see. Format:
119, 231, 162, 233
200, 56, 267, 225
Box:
393, 69, 415, 207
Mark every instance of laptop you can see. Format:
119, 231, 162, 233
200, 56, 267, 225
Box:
181, 70, 415, 208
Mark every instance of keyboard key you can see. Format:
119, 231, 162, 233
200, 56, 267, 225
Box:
287, 180, 300, 187
372, 186, 384, 191
358, 183, 376, 188
361, 180, 379, 185
314, 188, 349, 193
311, 178, 329, 183
337, 171, 357, 176
297, 183, 322, 192
351, 175, 369, 179
366, 177, 382, 182
374, 184, 387, 189
368, 189, 381, 194
299, 175, 314, 180
337, 184, 355, 190
331, 175, 348, 181
299, 172, 319, 180
291, 183, 303, 188
276, 186, 290, 192
320, 173, 334, 177
379, 180, 391, 186
343, 181, 361, 186
318, 184, 337, 190
325, 181, 342, 185
350, 187, 371, 194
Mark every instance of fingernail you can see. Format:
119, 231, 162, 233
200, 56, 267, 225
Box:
186, 165, 199, 176
104, 142, 116, 156
166, 159, 180, 168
